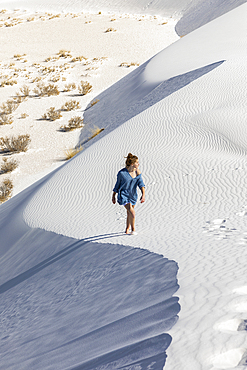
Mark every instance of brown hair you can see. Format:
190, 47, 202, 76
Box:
125, 153, 138, 167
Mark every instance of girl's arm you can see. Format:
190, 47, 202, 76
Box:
112, 172, 121, 204
112, 191, 117, 204
140, 187, 145, 203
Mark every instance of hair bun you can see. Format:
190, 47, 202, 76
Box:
125, 153, 138, 167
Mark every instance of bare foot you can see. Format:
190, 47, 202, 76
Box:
125, 228, 131, 234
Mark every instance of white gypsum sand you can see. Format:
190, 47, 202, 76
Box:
0, 9, 178, 195
1, 1, 247, 369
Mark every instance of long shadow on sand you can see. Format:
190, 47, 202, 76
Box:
0, 229, 180, 369
79, 60, 225, 148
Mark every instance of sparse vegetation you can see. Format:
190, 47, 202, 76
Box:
105, 28, 116, 33
42, 107, 62, 121
65, 145, 83, 160
90, 99, 99, 107
71, 56, 87, 62
61, 100, 80, 111
60, 116, 84, 131
0, 134, 31, 153
119, 62, 140, 67
58, 49, 72, 58
63, 83, 76, 92
0, 178, 13, 203
0, 99, 20, 115
0, 114, 13, 125
33, 82, 60, 97
19, 84, 30, 99
20, 113, 29, 119
78, 81, 92, 95
1, 157, 18, 173
88, 126, 104, 141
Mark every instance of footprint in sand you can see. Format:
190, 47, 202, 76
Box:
212, 286, 247, 368
203, 219, 237, 240
212, 348, 247, 369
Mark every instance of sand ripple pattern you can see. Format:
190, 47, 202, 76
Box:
0, 235, 179, 369
23, 5, 247, 369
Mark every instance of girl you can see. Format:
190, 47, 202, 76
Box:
112, 153, 145, 235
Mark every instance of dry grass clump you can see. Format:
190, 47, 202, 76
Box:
60, 116, 84, 131
18, 85, 30, 99
61, 100, 80, 111
89, 127, 104, 141
58, 49, 72, 58
0, 78, 17, 87
45, 56, 60, 62
1, 157, 18, 173
78, 81, 92, 95
71, 56, 87, 62
0, 178, 13, 203
13, 54, 26, 61
42, 107, 62, 121
105, 28, 116, 33
91, 99, 99, 107
0, 134, 31, 153
0, 114, 13, 125
64, 146, 83, 160
0, 99, 20, 114
119, 62, 140, 67
33, 82, 60, 97
20, 113, 29, 119
63, 83, 76, 92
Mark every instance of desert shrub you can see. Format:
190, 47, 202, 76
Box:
33, 82, 60, 97
0, 178, 13, 203
20, 113, 29, 119
0, 79, 17, 87
42, 107, 62, 121
0, 134, 31, 153
58, 50, 72, 58
78, 81, 92, 95
88, 127, 104, 141
64, 146, 83, 160
0, 114, 13, 125
61, 100, 80, 111
71, 56, 87, 62
90, 99, 99, 107
105, 28, 116, 33
0, 99, 19, 115
1, 157, 18, 173
119, 62, 140, 67
19, 85, 30, 99
60, 116, 84, 131
63, 83, 76, 92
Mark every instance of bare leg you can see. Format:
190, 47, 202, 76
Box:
124, 203, 135, 234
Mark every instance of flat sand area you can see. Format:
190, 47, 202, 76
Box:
0, 9, 178, 194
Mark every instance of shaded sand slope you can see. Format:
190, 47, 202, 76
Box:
19, 4, 247, 369
0, 0, 198, 17
176, 0, 247, 35
0, 166, 180, 368
1, 2, 247, 370
0, 0, 245, 20
79, 3, 246, 158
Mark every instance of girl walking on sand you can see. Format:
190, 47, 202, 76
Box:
112, 153, 145, 235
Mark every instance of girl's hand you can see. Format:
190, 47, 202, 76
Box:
112, 194, 116, 204
140, 195, 145, 203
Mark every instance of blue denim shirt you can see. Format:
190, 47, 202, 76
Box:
113, 168, 145, 205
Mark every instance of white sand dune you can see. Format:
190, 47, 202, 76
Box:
1, 0, 247, 369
